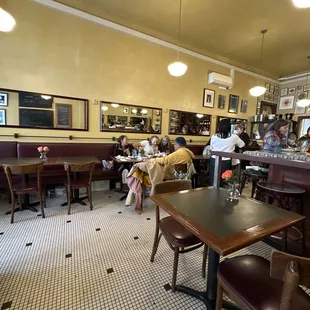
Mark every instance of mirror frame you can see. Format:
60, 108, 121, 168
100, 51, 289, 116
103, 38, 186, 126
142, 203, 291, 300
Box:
100, 101, 162, 134
0, 88, 89, 131
168, 109, 212, 136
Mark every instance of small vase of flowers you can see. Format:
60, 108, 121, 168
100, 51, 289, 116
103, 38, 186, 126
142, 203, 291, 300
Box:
138, 145, 144, 158
221, 170, 240, 202
37, 146, 49, 162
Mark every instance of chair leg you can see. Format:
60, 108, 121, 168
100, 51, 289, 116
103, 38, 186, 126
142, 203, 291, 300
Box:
67, 187, 72, 215
251, 179, 257, 199
202, 244, 208, 278
10, 195, 15, 224
150, 226, 161, 262
216, 281, 223, 310
239, 173, 247, 195
88, 186, 93, 211
18, 194, 23, 211
172, 247, 180, 293
282, 229, 288, 252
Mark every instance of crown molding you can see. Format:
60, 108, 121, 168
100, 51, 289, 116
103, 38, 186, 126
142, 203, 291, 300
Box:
32, 0, 279, 84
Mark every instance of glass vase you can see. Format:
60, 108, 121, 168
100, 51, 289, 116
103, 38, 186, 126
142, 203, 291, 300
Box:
40, 152, 47, 162
226, 182, 240, 202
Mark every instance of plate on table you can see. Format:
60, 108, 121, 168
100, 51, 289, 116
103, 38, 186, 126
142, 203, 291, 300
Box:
281, 148, 298, 153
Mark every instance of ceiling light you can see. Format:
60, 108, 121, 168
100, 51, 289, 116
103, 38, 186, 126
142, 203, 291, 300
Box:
168, 0, 187, 77
111, 103, 119, 108
297, 56, 310, 107
141, 109, 148, 114
41, 95, 52, 100
249, 29, 268, 97
101, 106, 108, 111
132, 109, 137, 114
292, 0, 310, 8
0, 8, 16, 32
196, 114, 204, 118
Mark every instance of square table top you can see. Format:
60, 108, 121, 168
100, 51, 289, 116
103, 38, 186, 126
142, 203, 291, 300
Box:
151, 187, 304, 256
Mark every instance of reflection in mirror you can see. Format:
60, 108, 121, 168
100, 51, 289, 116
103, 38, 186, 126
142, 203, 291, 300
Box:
100, 101, 162, 134
169, 110, 212, 136
0, 88, 88, 131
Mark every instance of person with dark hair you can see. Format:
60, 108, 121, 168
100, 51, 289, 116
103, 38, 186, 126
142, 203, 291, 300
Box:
139, 135, 159, 155
235, 123, 250, 153
263, 119, 290, 152
158, 135, 171, 154
298, 126, 310, 142
209, 120, 245, 186
115, 135, 134, 157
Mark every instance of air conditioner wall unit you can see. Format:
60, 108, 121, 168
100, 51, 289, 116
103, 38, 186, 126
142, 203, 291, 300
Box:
208, 72, 233, 88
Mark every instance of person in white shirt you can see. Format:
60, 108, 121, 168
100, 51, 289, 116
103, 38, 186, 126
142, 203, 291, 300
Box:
140, 136, 159, 155
209, 119, 245, 186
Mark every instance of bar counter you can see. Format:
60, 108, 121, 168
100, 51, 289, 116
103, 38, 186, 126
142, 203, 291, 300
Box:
211, 150, 310, 250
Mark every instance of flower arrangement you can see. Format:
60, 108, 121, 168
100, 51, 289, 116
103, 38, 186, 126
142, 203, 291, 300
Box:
221, 169, 240, 201
37, 146, 49, 161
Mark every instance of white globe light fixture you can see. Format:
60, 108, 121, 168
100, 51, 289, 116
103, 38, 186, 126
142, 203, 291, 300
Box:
196, 114, 204, 118
297, 56, 310, 108
101, 106, 108, 111
0, 8, 16, 32
249, 29, 268, 97
292, 0, 310, 8
111, 103, 119, 108
168, 0, 187, 77
41, 95, 52, 100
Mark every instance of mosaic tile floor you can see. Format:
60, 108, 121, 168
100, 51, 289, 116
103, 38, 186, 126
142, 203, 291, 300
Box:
0, 189, 305, 309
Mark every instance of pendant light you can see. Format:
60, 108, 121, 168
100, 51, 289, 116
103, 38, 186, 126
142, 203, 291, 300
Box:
297, 56, 310, 107
292, 0, 310, 8
168, 0, 187, 77
0, 7, 16, 32
249, 29, 268, 97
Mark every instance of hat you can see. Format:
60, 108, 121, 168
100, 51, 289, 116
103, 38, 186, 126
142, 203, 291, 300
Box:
175, 137, 187, 146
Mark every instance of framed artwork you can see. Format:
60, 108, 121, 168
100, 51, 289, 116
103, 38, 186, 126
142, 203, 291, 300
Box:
265, 82, 270, 90
0, 92, 8, 106
55, 103, 72, 128
295, 104, 305, 114
123, 107, 129, 114
228, 94, 239, 114
264, 93, 269, 101
0, 109, 6, 125
273, 95, 278, 103
203, 88, 215, 108
303, 84, 310, 92
260, 102, 277, 115
279, 96, 294, 110
240, 99, 248, 113
288, 87, 296, 95
297, 85, 303, 91
269, 85, 274, 93
280, 88, 288, 96
274, 87, 279, 95
218, 95, 226, 109
296, 92, 308, 101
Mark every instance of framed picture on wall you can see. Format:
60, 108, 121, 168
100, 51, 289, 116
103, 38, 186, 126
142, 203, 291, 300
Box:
203, 88, 215, 108
280, 88, 288, 96
228, 94, 239, 114
279, 96, 294, 110
260, 102, 277, 115
296, 92, 308, 101
0, 109, 6, 125
55, 103, 72, 128
0, 92, 8, 106
240, 99, 248, 113
269, 85, 275, 93
297, 85, 303, 91
123, 107, 129, 114
304, 84, 310, 92
295, 105, 305, 114
288, 87, 296, 95
265, 82, 270, 90
218, 95, 226, 109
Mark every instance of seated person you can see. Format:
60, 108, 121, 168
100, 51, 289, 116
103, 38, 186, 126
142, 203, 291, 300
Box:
158, 135, 171, 154
234, 124, 250, 153
115, 135, 134, 157
139, 136, 159, 155
298, 126, 310, 142
209, 120, 245, 186
263, 119, 289, 152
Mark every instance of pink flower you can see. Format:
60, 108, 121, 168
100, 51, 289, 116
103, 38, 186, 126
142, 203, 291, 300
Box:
43, 146, 49, 152
37, 146, 43, 152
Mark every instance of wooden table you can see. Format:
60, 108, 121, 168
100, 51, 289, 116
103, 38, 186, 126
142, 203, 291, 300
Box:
151, 187, 304, 310
0, 156, 100, 211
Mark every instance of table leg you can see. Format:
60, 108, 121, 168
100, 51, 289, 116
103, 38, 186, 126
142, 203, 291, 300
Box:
175, 248, 240, 310
61, 189, 87, 206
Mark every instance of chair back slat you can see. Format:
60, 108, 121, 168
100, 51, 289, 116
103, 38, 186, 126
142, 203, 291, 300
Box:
270, 250, 310, 287
64, 162, 95, 172
153, 180, 192, 195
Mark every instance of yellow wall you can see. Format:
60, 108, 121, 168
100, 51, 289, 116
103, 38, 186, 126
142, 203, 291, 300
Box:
0, 0, 275, 144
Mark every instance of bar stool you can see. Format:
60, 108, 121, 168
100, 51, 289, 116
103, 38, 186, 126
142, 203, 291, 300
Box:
239, 170, 268, 198
257, 181, 306, 255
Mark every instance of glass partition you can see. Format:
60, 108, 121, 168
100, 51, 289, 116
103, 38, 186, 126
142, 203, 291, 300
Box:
0, 88, 88, 131
100, 101, 162, 134
169, 110, 212, 136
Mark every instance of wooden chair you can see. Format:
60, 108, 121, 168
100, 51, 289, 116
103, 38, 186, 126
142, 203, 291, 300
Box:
4, 163, 45, 223
64, 162, 95, 215
150, 180, 208, 292
216, 250, 310, 310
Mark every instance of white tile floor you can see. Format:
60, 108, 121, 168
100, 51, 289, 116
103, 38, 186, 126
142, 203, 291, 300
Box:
0, 189, 305, 309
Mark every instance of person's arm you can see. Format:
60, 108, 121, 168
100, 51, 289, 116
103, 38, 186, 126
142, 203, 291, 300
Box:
235, 136, 245, 149
114, 145, 121, 156
264, 131, 280, 149
242, 132, 250, 147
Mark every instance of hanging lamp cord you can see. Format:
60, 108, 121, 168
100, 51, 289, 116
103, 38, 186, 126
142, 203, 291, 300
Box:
177, 0, 182, 61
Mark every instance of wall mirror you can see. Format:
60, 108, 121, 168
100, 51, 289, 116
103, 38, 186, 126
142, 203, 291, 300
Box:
100, 101, 162, 134
169, 110, 212, 136
0, 88, 88, 131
